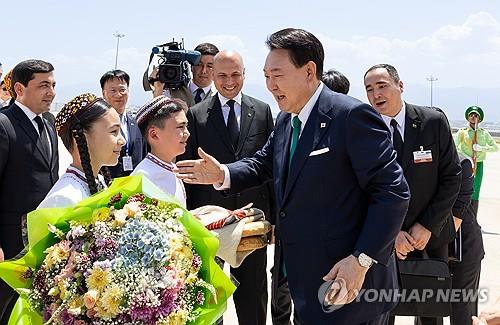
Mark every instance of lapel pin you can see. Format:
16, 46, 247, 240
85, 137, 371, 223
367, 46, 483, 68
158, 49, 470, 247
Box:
248, 113, 252, 117
412, 123, 417, 128
320, 123, 326, 128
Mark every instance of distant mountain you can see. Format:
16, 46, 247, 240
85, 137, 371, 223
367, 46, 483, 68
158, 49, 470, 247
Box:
243, 82, 500, 123
402, 84, 500, 123
51, 80, 500, 125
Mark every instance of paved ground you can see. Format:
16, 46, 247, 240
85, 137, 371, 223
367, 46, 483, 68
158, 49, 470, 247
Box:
57, 142, 500, 324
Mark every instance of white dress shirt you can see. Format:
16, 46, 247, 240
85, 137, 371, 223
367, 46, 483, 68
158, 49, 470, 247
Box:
188, 80, 212, 101
163, 81, 213, 101
120, 113, 129, 145
16, 100, 52, 156
218, 92, 242, 128
217, 82, 323, 190
380, 102, 406, 141
291, 82, 324, 139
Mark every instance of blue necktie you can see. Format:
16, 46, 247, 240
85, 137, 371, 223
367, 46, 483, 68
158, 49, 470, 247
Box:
194, 88, 204, 104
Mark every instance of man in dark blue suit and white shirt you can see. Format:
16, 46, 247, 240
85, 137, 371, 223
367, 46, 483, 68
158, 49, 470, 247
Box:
176, 28, 410, 324
100, 70, 147, 178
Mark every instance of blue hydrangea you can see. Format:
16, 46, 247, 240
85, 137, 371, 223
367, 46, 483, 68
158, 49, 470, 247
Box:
116, 218, 172, 267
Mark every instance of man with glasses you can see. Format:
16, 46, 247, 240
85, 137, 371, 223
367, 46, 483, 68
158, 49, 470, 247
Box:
100, 70, 147, 178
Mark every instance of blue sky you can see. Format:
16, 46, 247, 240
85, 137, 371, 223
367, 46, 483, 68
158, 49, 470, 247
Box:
2, 0, 500, 121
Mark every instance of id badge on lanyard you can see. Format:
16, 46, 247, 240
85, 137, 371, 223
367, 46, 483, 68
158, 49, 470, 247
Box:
121, 127, 133, 171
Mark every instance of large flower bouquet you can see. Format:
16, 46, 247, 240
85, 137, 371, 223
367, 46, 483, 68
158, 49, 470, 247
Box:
0, 176, 236, 324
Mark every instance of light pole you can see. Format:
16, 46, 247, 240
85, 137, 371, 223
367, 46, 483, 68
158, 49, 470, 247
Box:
113, 32, 125, 70
426, 75, 438, 108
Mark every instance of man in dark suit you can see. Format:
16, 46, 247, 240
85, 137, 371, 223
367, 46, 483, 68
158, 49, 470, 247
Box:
364, 64, 462, 325
450, 154, 484, 325
0, 59, 59, 324
177, 50, 274, 325
271, 67, 353, 325
100, 70, 147, 178
150, 43, 219, 106
177, 28, 410, 324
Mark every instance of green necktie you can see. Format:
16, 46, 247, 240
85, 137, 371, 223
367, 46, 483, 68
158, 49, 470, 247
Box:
289, 116, 302, 166
282, 116, 301, 279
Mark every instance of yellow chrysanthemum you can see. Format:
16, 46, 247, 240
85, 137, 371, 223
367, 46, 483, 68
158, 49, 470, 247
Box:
86, 267, 111, 291
161, 310, 187, 325
94, 305, 114, 320
92, 207, 111, 222
67, 296, 84, 316
181, 246, 193, 260
44, 245, 70, 268
58, 280, 69, 300
185, 273, 198, 285
99, 284, 123, 317
55, 246, 69, 260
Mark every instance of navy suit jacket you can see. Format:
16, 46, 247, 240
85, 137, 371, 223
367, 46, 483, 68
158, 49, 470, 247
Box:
226, 86, 410, 323
108, 112, 147, 178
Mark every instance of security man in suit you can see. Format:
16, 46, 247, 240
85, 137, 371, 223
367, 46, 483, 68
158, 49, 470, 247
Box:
100, 70, 147, 178
178, 50, 274, 325
151, 43, 219, 106
0, 59, 59, 324
364, 63, 462, 325
450, 154, 484, 325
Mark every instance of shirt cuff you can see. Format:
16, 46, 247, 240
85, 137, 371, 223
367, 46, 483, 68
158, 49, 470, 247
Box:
213, 165, 231, 190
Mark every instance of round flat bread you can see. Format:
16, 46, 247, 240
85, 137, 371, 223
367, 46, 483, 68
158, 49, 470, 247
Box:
242, 220, 272, 237
237, 235, 268, 252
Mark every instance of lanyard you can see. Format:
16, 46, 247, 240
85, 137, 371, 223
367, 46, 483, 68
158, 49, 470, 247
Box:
120, 115, 130, 155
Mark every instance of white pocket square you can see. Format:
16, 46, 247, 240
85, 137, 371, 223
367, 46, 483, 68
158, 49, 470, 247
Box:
309, 147, 330, 156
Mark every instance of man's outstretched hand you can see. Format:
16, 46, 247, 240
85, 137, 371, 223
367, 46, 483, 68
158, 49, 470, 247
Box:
175, 148, 225, 185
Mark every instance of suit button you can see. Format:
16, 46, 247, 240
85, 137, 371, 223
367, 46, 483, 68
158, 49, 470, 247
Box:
279, 211, 286, 218
236, 193, 241, 197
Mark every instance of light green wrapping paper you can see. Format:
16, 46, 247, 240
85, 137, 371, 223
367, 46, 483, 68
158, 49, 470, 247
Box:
0, 175, 236, 324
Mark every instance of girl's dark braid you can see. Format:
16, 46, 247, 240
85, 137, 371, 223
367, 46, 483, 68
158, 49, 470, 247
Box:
100, 166, 112, 186
72, 125, 99, 195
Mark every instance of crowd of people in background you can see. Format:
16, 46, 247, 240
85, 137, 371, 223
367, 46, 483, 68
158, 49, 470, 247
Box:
1, 26, 499, 325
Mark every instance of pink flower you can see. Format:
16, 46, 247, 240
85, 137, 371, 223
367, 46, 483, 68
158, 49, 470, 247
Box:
58, 240, 71, 254
83, 290, 99, 309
